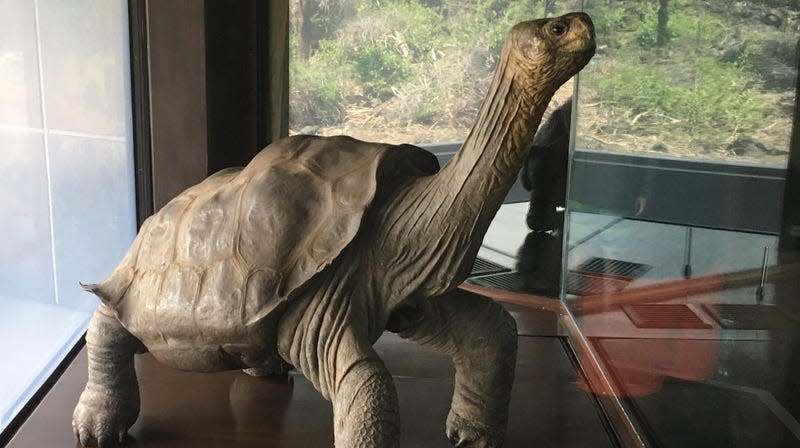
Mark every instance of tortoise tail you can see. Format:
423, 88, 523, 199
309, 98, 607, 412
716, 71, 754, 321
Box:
80, 282, 116, 306
79, 268, 134, 308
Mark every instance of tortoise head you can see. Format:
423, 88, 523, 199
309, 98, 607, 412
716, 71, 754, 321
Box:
501, 12, 596, 97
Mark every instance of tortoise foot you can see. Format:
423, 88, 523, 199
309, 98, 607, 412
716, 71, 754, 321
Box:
72, 388, 137, 447
446, 410, 505, 448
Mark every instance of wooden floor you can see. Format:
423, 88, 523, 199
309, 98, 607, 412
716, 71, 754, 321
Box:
7, 303, 618, 448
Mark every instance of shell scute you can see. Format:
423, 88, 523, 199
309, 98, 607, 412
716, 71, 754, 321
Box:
236, 164, 323, 273
193, 260, 245, 337
136, 195, 190, 269
243, 270, 281, 325
117, 269, 162, 338
332, 162, 375, 210
155, 264, 203, 343
176, 182, 240, 264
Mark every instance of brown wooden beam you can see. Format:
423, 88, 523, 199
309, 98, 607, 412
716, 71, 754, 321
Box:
146, 0, 208, 210
136, 0, 288, 213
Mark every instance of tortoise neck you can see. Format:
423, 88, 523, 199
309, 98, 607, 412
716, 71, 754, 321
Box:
438, 60, 549, 213
384, 56, 557, 299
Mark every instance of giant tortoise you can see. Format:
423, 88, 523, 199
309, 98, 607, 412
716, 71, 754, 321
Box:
73, 12, 595, 447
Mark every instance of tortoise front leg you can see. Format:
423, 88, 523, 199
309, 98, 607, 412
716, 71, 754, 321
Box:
73, 305, 143, 447
279, 308, 400, 448
332, 350, 399, 447
392, 289, 518, 447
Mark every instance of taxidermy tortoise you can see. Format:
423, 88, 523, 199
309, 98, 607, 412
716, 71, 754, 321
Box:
73, 12, 595, 448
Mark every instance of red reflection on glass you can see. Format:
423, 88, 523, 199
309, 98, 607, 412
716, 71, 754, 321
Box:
575, 289, 721, 397
587, 338, 720, 397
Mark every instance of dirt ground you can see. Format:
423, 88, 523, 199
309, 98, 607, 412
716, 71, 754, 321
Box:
295, 85, 792, 167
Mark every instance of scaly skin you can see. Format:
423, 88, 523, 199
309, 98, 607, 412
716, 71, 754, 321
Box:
72, 305, 143, 447
396, 290, 518, 447
332, 357, 399, 447
274, 255, 401, 448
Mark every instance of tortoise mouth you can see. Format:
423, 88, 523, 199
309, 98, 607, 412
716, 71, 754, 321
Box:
556, 37, 596, 55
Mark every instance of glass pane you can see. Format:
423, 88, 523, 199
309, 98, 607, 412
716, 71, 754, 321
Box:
37, 0, 131, 137
0, 0, 42, 128
565, 1, 800, 446
48, 135, 136, 310
576, 0, 795, 165
0, 0, 134, 432
0, 131, 55, 306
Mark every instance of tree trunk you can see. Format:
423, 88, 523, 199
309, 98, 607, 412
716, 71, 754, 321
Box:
656, 0, 669, 47
290, 0, 310, 59
543, 0, 556, 16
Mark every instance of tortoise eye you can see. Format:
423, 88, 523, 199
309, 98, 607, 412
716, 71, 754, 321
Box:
550, 21, 568, 36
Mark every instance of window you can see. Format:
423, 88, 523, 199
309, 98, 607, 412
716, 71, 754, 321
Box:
0, 0, 135, 432
567, 0, 796, 286
288, 0, 580, 144
577, 0, 795, 165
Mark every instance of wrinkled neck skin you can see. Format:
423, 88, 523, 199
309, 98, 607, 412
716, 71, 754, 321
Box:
375, 51, 561, 306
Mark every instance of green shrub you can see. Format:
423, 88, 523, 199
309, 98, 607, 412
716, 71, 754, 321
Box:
351, 42, 415, 100
290, 39, 347, 126
634, 2, 660, 47
593, 64, 677, 114
413, 99, 443, 124
383, 1, 445, 61
591, 55, 773, 143
689, 57, 772, 131
586, 1, 629, 44
669, 9, 728, 46
475, 0, 543, 54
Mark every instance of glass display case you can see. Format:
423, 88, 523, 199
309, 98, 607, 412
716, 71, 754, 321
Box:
561, 1, 800, 446
288, 2, 800, 445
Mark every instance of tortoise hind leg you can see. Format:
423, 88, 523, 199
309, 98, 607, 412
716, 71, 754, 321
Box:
73, 305, 143, 447
391, 289, 518, 447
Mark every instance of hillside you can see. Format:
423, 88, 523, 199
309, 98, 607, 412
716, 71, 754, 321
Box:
289, 0, 798, 165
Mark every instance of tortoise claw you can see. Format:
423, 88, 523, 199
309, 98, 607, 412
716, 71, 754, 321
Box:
97, 434, 111, 448
77, 426, 92, 447
446, 411, 505, 447
446, 426, 468, 447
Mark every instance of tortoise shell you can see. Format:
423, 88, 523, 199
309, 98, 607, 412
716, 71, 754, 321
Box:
84, 135, 438, 347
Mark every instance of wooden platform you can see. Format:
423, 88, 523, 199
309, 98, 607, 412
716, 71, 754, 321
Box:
6, 303, 618, 447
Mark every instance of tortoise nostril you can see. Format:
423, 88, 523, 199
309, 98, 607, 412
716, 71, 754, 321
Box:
572, 13, 595, 33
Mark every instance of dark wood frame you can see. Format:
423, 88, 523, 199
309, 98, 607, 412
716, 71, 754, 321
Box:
129, 0, 153, 227
133, 0, 288, 213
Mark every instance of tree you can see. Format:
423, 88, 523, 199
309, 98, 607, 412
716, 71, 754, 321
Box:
291, 0, 315, 60
656, 0, 669, 47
